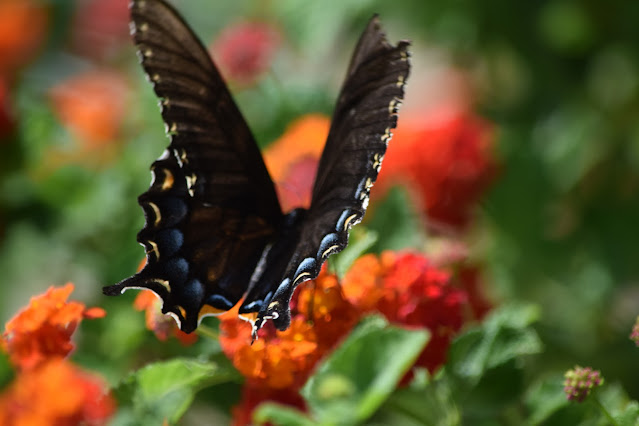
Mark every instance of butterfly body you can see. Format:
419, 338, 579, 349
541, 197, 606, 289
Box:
104, 0, 410, 339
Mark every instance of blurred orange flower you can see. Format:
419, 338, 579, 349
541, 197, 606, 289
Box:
343, 252, 467, 372
263, 114, 330, 211
211, 20, 281, 86
0, 0, 48, 77
133, 290, 198, 346
0, 358, 115, 426
378, 110, 497, 230
49, 69, 129, 150
1, 283, 105, 371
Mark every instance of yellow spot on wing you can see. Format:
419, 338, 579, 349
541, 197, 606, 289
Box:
148, 201, 162, 226
198, 305, 226, 319
161, 169, 174, 190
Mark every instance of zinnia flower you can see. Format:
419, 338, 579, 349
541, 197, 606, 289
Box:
211, 21, 281, 86
1, 283, 105, 371
0, 358, 115, 425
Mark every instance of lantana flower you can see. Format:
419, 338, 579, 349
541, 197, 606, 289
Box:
0, 0, 48, 77
133, 290, 198, 346
342, 251, 467, 372
263, 114, 330, 211
211, 20, 281, 86
377, 110, 497, 230
219, 269, 359, 391
563, 366, 604, 402
0, 357, 115, 425
49, 69, 129, 150
1, 283, 105, 371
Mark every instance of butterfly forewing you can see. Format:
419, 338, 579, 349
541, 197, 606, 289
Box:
103, 0, 283, 333
250, 16, 411, 334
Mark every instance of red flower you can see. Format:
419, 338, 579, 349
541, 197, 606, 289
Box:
49, 69, 129, 150
342, 252, 467, 372
1, 283, 105, 371
263, 114, 330, 211
0, 0, 48, 77
0, 358, 115, 425
133, 290, 198, 346
71, 0, 130, 60
378, 109, 497, 230
211, 21, 281, 86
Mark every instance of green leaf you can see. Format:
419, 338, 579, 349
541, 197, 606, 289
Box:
616, 401, 639, 426
447, 303, 542, 387
302, 316, 429, 424
254, 403, 315, 426
382, 374, 461, 426
331, 226, 378, 278
525, 374, 569, 425
113, 357, 238, 424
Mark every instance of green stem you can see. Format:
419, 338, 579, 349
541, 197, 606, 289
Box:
593, 393, 617, 426
197, 324, 220, 340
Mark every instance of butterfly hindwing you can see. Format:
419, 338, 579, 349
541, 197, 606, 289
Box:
250, 16, 411, 335
103, 0, 283, 332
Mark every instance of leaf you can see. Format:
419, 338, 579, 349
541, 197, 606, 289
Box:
254, 403, 315, 426
525, 374, 569, 425
331, 226, 378, 278
302, 316, 429, 424
447, 303, 542, 387
382, 375, 461, 426
113, 357, 238, 424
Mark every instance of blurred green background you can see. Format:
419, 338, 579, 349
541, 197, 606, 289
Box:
1, 0, 638, 411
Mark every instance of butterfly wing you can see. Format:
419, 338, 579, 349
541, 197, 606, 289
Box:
103, 0, 282, 333
251, 16, 411, 335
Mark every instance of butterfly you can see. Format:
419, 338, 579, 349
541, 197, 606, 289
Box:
103, 0, 410, 341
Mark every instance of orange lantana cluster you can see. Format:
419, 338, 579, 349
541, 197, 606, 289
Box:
2, 283, 105, 371
0, 283, 114, 425
134, 290, 198, 346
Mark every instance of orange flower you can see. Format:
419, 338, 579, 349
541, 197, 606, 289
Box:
0, 358, 115, 426
49, 69, 129, 150
220, 269, 359, 391
263, 114, 330, 211
2, 283, 105, 371
343, 252, 467, 372
0, 0, 48, 76
133, 290, 198, 346
377, 109, 497, 230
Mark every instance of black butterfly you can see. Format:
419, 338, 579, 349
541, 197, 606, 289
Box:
103, 0, 410, 341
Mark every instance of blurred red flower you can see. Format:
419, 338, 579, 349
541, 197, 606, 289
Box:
133, 290, 198, 346
0, 358, 115, 426
0, 0, 48, 77
211, 21, 281, 86
0, 77, 15, 139
1, 283, 105, 371
263, 114, 329, 211
71, 0, 130, 60
378, 110, 497, 230
342, 252, 467, 372
49, 69, 129, 150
